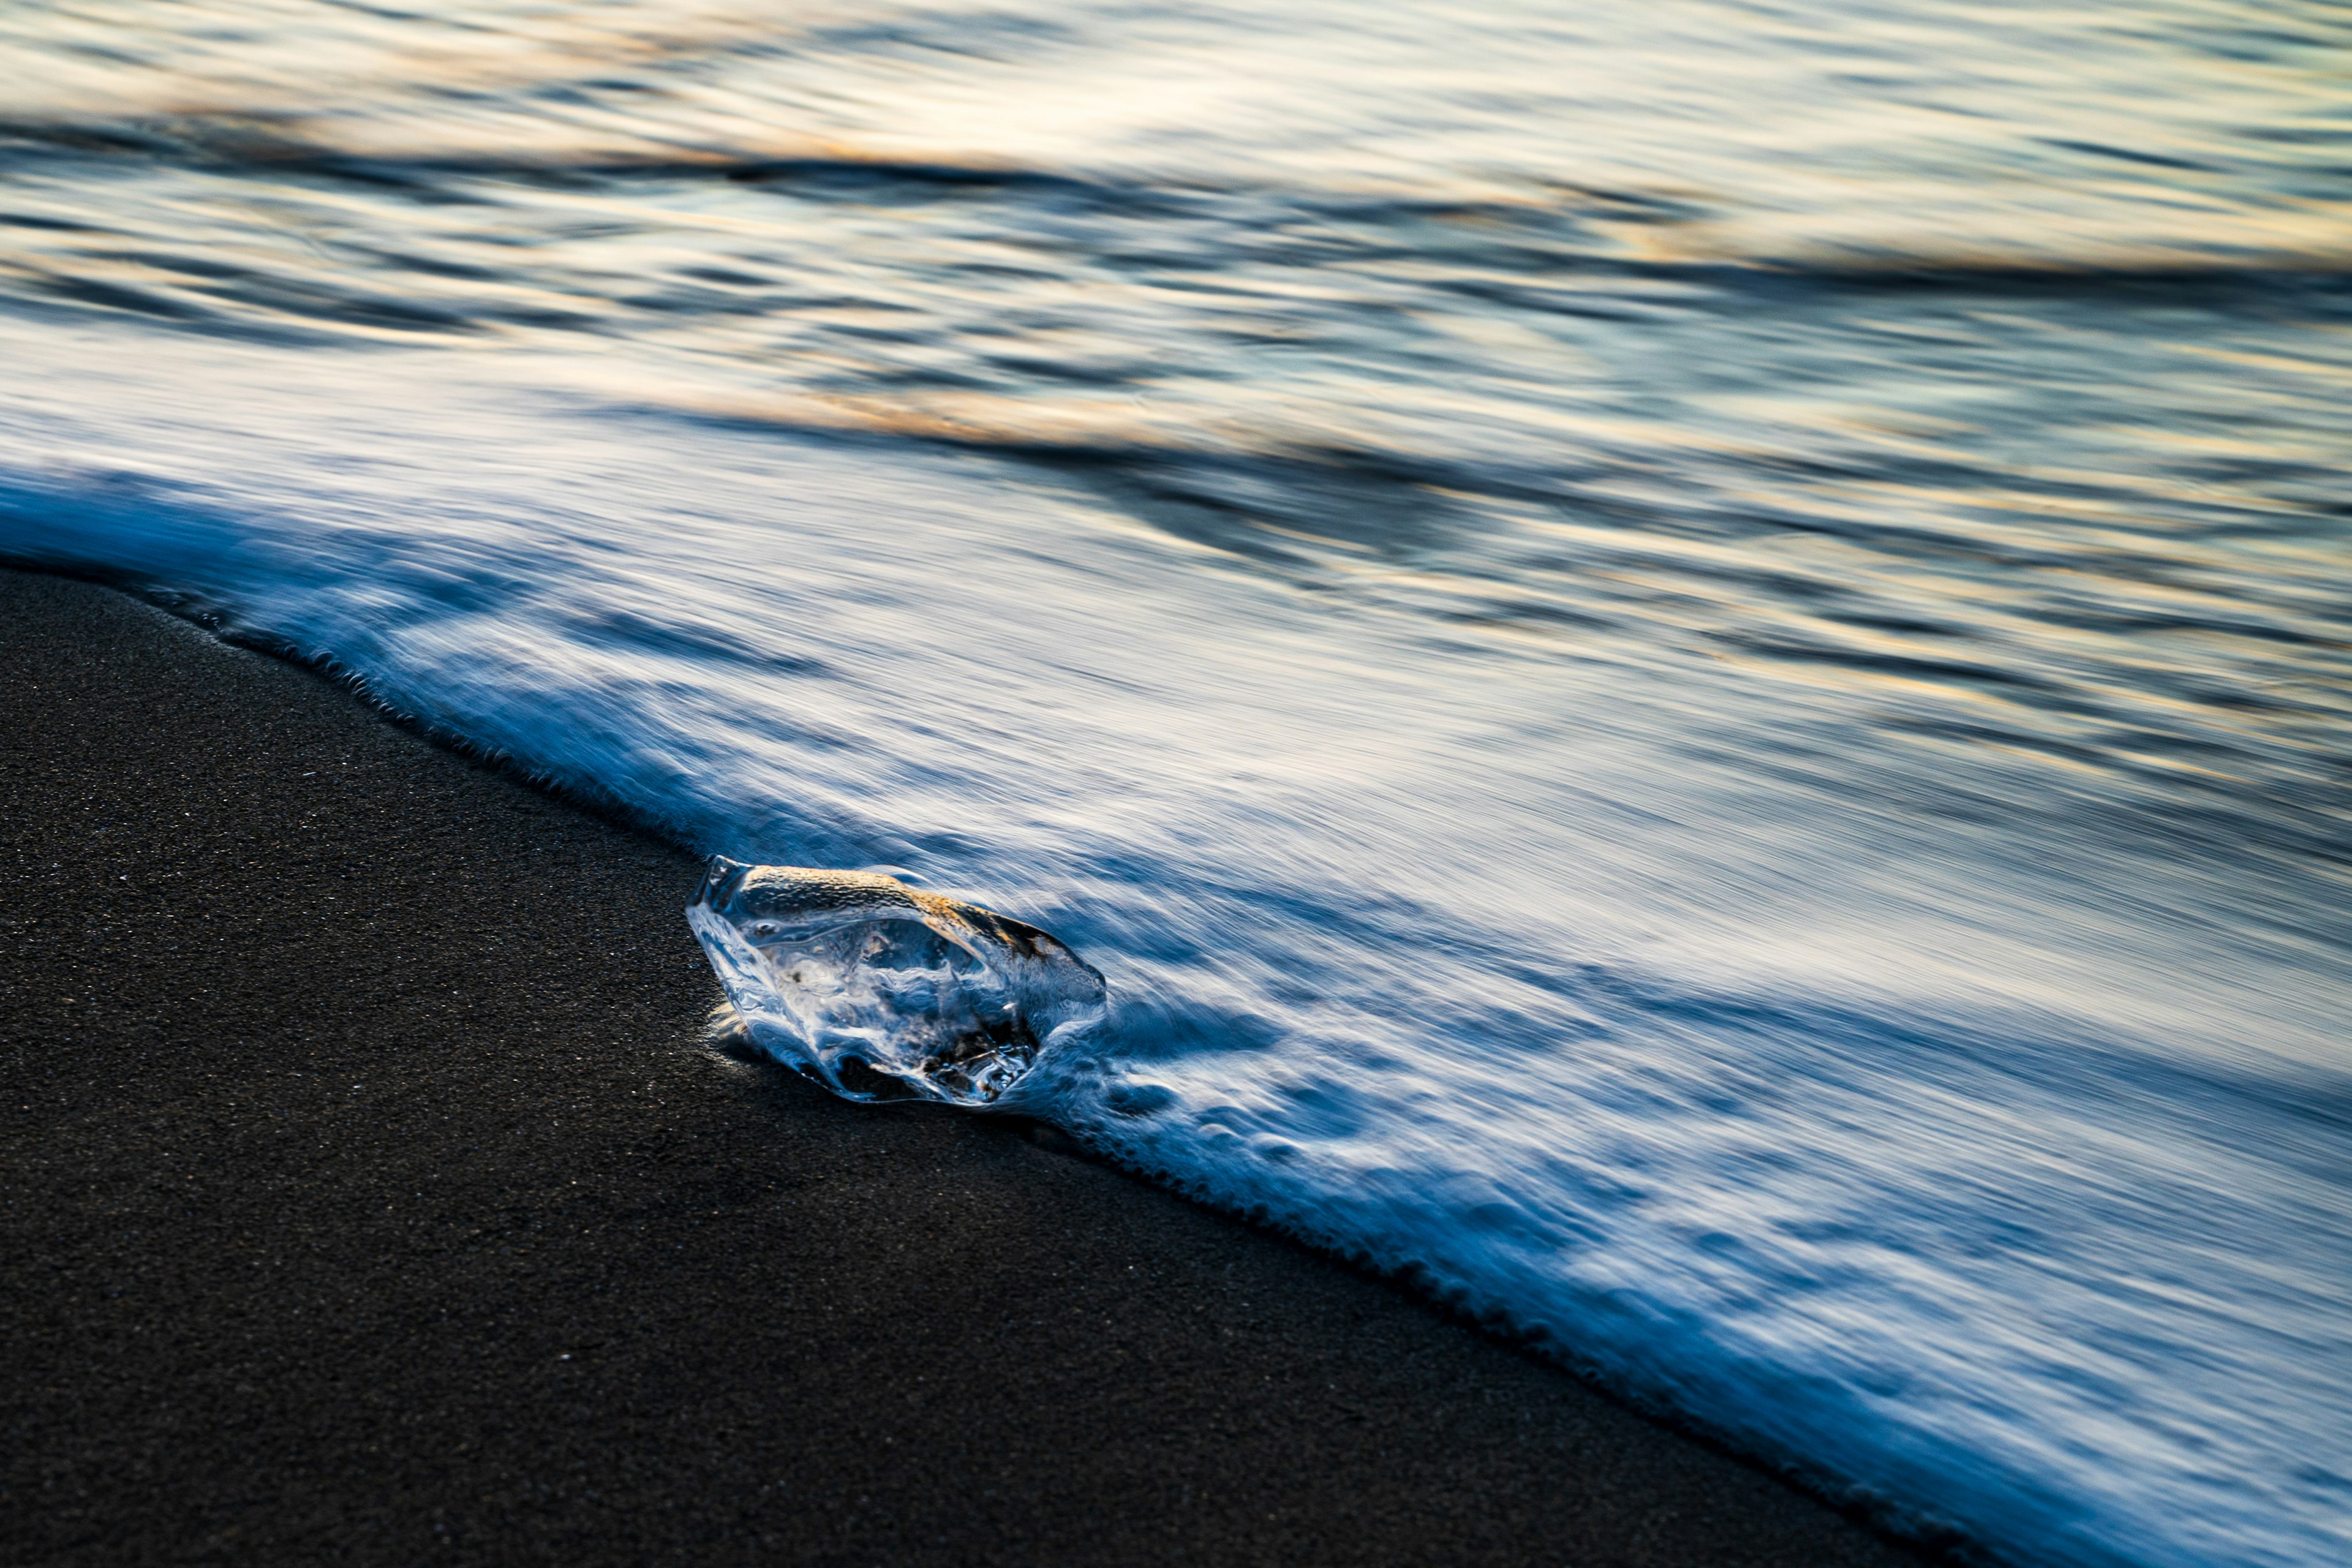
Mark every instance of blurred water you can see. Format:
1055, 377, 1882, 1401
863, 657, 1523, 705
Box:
1, 4, 2348, 1564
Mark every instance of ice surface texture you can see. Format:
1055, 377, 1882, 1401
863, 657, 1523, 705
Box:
687, 858, 1106, 1106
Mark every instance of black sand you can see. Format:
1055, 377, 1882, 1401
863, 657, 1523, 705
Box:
1, 569, 1922, 1566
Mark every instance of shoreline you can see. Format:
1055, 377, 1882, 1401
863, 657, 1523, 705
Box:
1, 568, 1923, 1566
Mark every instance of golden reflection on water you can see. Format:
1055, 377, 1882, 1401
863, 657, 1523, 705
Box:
6, 0, 2349, 265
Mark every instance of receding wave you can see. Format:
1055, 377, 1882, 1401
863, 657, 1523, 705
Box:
4, 334, 2350, 1567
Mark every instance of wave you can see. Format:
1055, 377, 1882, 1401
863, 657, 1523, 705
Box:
9, 106, 2352, 288
4, 314, 2350, 1568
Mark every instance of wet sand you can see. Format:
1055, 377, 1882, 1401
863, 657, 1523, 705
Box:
0, 568, 1923, 1566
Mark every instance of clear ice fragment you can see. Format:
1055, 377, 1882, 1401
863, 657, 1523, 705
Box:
685, 857, 1107, 1106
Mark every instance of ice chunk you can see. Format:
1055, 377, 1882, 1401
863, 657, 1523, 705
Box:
686, 857, 1106, 1106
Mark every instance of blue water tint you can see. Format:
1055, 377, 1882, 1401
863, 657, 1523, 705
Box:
3, 3, 2350, 1564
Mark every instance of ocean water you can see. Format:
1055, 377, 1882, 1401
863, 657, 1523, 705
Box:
2, 2, 2348, 1562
